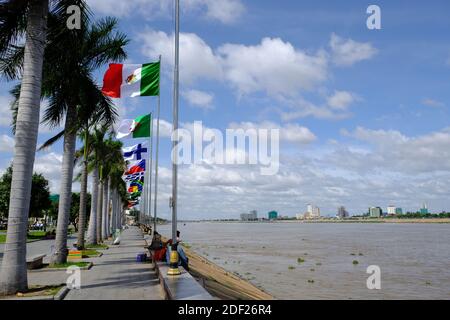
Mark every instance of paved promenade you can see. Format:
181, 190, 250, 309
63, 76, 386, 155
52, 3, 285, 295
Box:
26, 226, 163, 300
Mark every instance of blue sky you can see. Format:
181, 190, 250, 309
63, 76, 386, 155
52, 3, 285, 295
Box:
1, 0, 450, 219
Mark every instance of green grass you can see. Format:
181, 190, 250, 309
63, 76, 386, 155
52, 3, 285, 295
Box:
48, 262, 90, 269
81, 249, 101, 257
297, 258, 305, 264
288, 265, 296, 270
16, 284, 65, 297
352, 260, 359, 265
0, 231, 48, 243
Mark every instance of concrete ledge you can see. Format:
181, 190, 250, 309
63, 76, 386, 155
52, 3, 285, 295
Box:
154, 260, 215, 300
54, 286, 70, 300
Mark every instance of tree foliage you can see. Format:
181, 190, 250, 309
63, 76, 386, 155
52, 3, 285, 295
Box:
0, 166, 51, 219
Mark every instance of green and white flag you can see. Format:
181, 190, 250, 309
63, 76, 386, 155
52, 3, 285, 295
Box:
116, 114, 152, 139
102, 62, 160, 98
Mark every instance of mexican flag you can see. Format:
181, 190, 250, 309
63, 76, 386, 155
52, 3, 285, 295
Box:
116, 114, 152, 139
102, 62, 160, 98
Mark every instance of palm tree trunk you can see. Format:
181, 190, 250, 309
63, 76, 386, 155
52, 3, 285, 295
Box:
51, 106, 78, 265
96, 178, 103, 242
76, 158, 88, 249
0, 0, 48, 296
110, 188, 116, 236
76, 127, 89, 249
86, 166, 98, 245
101, 179, 109, 239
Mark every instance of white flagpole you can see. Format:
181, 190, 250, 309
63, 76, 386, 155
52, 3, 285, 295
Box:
147, 114, 154, 227
171, 0, 179, 243
153, 55, 162, 233
168, 0, 181, 276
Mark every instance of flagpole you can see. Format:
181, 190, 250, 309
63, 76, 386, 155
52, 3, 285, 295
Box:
168, 0, 181, 276
153, 55, 162, 234
147, 114, 154, 228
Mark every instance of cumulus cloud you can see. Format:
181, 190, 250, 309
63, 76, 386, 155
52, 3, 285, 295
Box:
0, 95, 13, 127
329, 33, 378, 66
0, 134, 14, 153
182, 89, 214, 109
87, 0, 245, 24
338, 126, 450, 174
139, 30, 328, 98
327, 90, 357, 110
138, 30, 367, 120
218, 37, 328, 96
138, 30, 222, 84
228, 121, 317, 144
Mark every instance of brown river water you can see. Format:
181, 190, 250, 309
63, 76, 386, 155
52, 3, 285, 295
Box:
158, 222, 450, 300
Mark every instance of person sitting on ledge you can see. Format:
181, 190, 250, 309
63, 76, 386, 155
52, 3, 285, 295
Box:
166, 230, 189, 271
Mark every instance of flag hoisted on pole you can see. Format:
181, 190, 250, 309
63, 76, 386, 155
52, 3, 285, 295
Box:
116, 114, 152, 139
102, 62, 160, 98
153, 55, 162, 233
122, 142, 148, 161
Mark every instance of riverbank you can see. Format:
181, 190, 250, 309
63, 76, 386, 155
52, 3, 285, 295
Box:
178, 218, 450, 224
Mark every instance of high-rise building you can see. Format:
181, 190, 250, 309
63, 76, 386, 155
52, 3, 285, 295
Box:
395, 207, 403, 215
369, 207, 382, 218
337, 206, 349, 219
304, 204, 320, 219
240, 211, 258, 221
420, 203, 429, 215
268, 211, 278, 220
387, 205, 397, 216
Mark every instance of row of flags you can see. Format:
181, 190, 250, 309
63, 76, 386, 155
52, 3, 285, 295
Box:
102, 61, 160, 209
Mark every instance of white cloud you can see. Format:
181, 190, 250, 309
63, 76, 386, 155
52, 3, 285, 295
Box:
153, 118, 173, 138
327, 90, 356, 110
0, 95, 13, 127
182, 89, 214, 109
87, 0, 245, 23
218, 37, 328, 96
0, 134, 14, 153
138, 30, 222, 84
338, 126, 450, 174
200, 0, 245, 24
422, 98, 445, 108
329, 33, 378, 66
228, 121, 317, 144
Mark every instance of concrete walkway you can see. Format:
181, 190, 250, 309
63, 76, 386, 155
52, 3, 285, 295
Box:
28, 226, 164, 300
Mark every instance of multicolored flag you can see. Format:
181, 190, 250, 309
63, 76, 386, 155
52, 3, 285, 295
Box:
116, 114, 152, 139
125, 159, 146, 175
102, 62, 160, 98
123, 142, 148, 161
123, 172, 145, 182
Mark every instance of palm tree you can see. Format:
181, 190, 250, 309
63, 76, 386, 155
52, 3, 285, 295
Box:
0, 0, 49, 295
100, 137, 125, 239
74, 117, 115, 249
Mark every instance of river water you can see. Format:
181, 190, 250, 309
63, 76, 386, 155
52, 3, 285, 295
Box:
158, 222, 450, 300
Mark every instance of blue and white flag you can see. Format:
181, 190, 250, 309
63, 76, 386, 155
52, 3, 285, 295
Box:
123, 171, 145, 182
122, 142, 148, 161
